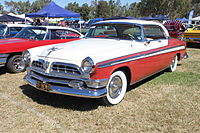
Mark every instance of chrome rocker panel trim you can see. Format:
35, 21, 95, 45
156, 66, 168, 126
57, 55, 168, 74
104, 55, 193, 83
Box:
0, 54, 9, 67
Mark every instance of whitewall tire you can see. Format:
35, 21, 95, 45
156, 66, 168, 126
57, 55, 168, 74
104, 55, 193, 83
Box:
168, 55, 178, 72
101, 71, 127, 106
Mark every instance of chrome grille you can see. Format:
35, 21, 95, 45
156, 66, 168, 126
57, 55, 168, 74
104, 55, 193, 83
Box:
51, 62, 81, 76
32, 60, 44, 69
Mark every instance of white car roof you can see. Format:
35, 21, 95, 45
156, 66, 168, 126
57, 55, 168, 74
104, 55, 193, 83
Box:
32, 26, 83, 36
95, 19, 163, 26
94, 19, 169, 36
4, 24, 28, 27
36, 26, 76, 30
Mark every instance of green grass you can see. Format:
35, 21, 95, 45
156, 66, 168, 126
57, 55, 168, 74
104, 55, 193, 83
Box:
152, 72, 200, 87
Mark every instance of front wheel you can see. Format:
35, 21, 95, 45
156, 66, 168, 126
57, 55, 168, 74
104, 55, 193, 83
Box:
6, 55, 26, 73
101, 71, 127, 106
167, 55, 178, 72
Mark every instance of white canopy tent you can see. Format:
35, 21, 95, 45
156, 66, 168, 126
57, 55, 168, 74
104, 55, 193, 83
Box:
191, 16, 200, 24
8, 13, 33, 23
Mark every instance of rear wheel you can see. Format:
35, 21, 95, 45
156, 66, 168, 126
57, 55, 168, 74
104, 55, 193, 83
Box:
101, 71, 127, 106
167, 55, 178, 72
6, 55, 26, 73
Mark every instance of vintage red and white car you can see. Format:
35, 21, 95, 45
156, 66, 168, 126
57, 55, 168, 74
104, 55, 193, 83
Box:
0, 26, 83, 73
24, 20, 188, 106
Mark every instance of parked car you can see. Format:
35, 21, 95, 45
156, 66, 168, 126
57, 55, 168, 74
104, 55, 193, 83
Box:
185, 24, 194, 30
0, 23, 27, 39
0, 26, 83, 73
164, 20, 186, 38
182, 25, 200, 43
24, 20, 188, 106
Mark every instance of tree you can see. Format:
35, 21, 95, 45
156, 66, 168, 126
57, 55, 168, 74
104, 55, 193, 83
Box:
79, 3, 91, 21
139, 0, 193, 19
129, 2, 141, 17
4, 0, 51, 14
31, 0, 52, 13
65, 2, 80, 13
191, 0, 200, 16
108, 0, 123, 17
96, 0, 110, 18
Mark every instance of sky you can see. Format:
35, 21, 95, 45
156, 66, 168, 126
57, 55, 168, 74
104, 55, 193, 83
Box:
1, 0, 141, 8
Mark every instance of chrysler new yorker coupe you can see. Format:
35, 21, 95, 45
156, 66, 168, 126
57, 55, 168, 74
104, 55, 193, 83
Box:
24, 20, 188, 106
0, 26, 83, 73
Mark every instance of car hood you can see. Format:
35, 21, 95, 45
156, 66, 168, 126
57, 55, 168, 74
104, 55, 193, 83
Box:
0, 37, 80, 54
0, 38, 29, 45
36, 38, 132, 66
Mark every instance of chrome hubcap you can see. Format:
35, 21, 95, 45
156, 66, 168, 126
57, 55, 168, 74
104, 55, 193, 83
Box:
108, 76, 122, 99
13, 57, 25, 71
171, 56, 177, 69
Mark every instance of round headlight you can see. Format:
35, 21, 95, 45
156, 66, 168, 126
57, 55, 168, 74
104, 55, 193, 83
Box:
22, 50, 31, 66
81, 57, 94, 74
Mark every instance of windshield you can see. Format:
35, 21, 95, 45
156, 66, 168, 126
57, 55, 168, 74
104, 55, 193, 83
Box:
0, 25, 6, 36
85, 23, 142, 41
15, 27, 47, 40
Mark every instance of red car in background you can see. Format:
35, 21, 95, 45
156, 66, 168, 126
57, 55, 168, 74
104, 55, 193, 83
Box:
0, 26, 83, 73
164, 20, 186, 38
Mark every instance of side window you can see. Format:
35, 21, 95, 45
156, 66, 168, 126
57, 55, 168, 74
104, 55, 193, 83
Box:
50, 30, 62, 40
90, 26, 118, 38
144, 25, 166, 40
9, 27, 23, 36
121, 26, 142, 40
61, 30, 80, 39
50, 29, 80, 40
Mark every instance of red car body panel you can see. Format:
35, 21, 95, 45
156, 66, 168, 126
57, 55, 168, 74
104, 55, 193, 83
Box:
0, 38, 80, 54
91, 39, 186, 84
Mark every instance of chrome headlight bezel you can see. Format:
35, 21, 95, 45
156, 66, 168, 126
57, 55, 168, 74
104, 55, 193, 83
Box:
22, 50, 31, 66
81, 57, 95, 74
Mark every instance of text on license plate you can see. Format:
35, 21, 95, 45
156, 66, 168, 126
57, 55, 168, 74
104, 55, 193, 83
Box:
36, 82, 51, 91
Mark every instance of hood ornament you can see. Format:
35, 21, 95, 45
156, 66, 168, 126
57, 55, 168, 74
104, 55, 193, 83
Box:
46, 47, 60, 57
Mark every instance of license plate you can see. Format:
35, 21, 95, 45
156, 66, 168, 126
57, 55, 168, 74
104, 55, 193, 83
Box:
36, 82, 51, 91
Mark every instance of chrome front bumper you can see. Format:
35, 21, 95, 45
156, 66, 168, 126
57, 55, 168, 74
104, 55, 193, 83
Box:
0, 54, 9, 67
24, 67, 108, 98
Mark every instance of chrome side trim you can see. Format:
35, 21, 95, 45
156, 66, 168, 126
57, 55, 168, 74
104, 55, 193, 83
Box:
98, 45, 185, 68
0, 54, 9, 66
24, 74, 107, 98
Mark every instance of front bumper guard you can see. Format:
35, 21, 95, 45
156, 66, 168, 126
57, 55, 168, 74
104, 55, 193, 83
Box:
24, 69, 108, 98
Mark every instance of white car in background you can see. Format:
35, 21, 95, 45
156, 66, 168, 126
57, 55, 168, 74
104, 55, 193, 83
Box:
0, 23, 27, 39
